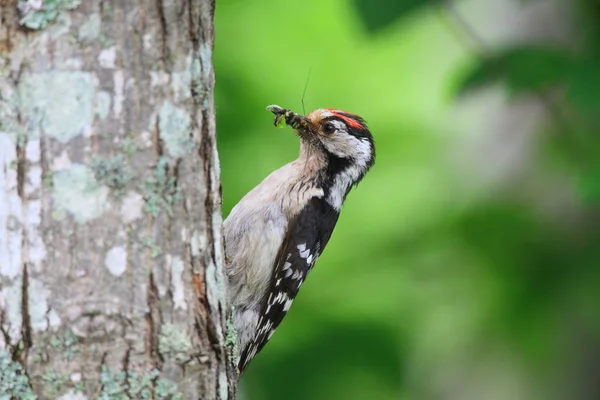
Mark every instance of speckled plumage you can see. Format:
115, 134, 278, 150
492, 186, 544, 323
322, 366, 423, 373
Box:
224, 107, 375, 373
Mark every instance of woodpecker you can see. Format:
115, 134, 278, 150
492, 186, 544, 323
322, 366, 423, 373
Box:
224, 105, 375, 373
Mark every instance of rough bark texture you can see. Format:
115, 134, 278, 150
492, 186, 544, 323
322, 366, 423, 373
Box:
0, 1, 236, 399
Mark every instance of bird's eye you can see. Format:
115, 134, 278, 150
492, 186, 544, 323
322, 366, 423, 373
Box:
323, 122, 336, 134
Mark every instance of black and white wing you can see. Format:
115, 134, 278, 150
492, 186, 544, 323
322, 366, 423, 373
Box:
238, 196, 340, 372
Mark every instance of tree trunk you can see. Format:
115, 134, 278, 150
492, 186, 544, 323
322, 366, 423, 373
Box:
0, 1, 236, 399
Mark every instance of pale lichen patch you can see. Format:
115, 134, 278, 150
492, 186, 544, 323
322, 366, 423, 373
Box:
198, 43, 212, 81
140, 157, 179, 216
157, 101, 192, 158
59, 58, 83, 70
190, 230, 204, 257
140, 130, 152, 147
0, 353, 35, 399
89, 155, 133, 196
99, 366, 181, 399
40, 370, 71, 398
28, 234, 47, 269
18, 72, 95, 143
113, 70, 124, 117
104, 246, 127, 277
52, 164, 109, 223
142, 237, 162, 258
0, 280, 23, 344
0, 80, 21, 134
205, 260, 225, 344
0, 133, 22, 279
98, 46, 117, 69
225, 308, 239, 361
171, 68, 192, 102
52, 150, 72, 171
150, 71, 169, 87
48, 10, 72, 39
18, 0, 80, 30
57, 390, 88, 400
218, 370, 229, 400
170, 255, 187, 310
29, 277, 51, 332
158, 323, 192, 361
94, 91, 111, 120
48, 309, 62, 329
120, 191, 144, 224
191, 43, 213, 108
142, 33, 153, 50
27, 199, 47, 272
78, 13, 101, 42
25, 165, 42, 196
25, 139, 41, 163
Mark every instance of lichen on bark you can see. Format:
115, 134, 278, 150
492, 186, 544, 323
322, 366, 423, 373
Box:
0, 0, 236, 398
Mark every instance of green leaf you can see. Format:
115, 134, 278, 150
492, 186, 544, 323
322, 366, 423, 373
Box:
579, 167, 600, 202
455, 45, 573, 96
566, 57, 600, 112
352, 0, 439, 33
275, 114, 287, 128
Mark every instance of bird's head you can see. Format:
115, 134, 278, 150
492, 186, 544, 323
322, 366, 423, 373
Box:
267, 105, 375, 184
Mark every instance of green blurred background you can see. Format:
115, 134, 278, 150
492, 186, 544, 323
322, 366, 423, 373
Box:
214, 0, 600, 399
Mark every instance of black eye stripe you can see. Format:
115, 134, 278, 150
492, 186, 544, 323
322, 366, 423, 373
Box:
323, 122, 337, 133
321, 118, 351, 134
321, 116, 371, 139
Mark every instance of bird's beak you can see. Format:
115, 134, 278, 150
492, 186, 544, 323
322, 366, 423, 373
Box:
266, 105, 311, 137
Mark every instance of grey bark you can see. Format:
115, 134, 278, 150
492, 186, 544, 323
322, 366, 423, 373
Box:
0, 1, 237, 399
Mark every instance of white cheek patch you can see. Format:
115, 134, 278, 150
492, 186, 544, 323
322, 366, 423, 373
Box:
325, 138, 372, 211
322, 133, 370, 161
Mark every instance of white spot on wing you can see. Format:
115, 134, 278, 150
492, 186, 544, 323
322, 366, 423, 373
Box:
248, 346, 257, 361
297, 243, 306, 252
273, 292, 286, 304
299, 248, 310, 258
261, 320, 273, 333
283, 298, 293, 311
282, 261, 291, 270
306, 254, 313, 264
292, 270, 302, 280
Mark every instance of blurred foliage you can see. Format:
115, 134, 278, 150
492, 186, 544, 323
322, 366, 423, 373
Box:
352, 0, 439, 33
456, 45, 574, 96
215, 0, 600, 399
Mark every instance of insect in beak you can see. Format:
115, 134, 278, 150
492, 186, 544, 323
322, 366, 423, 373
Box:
266, 105, 311, 136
